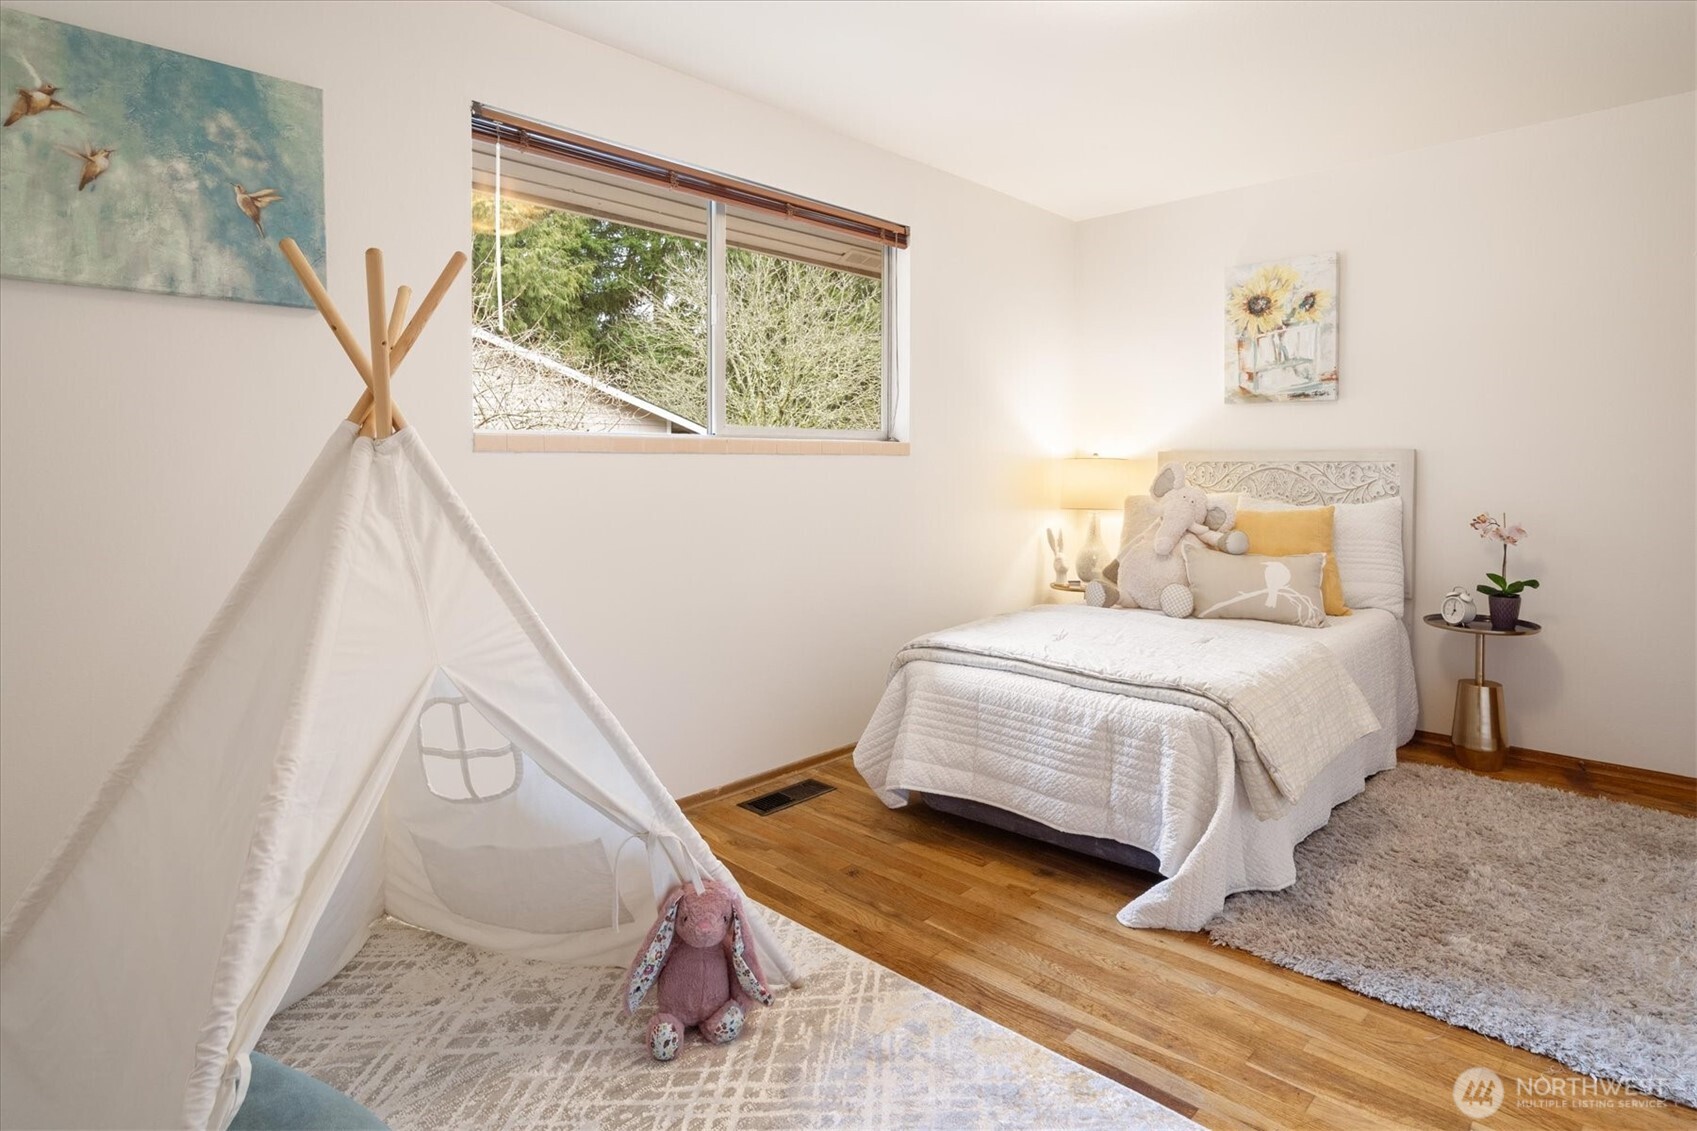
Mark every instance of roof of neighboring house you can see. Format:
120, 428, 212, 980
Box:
471, 326, 707, 434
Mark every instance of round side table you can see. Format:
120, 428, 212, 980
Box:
1050, 580, 1086, 594
1421, 614, 1542, 771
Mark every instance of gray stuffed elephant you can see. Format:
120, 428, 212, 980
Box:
1085, 463, 1248, 616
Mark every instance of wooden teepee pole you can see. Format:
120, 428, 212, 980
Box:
387, 285, 413, 348
280, 238, 403, 431
391, 251, 468, 370
279, 239, 373, 387
343, 250, 466, 425
365, 249, 394, 441
345, 285, 415, 432
279, 238, 465, 435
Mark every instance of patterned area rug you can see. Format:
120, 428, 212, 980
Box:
1206, 763, 1697, 1106
260, 909, 1196, 1130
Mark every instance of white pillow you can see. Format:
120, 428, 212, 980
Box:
1240, 495, 1404, 614
416, 836, 631, 934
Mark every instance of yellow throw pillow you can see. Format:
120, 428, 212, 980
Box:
1233, 506, 1351, 616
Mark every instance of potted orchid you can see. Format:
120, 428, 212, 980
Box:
1471, 513, 1539, 630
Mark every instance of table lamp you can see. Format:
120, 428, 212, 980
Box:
1056, 455, 1136, 582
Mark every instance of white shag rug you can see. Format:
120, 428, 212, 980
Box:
260, 909, 1196, 1130
1206, 762, 1697, 1106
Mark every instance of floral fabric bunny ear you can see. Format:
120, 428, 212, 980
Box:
727, 895, 772, 1006
624, 889, 683, 1015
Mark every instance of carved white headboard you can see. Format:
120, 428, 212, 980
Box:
1158, 448, 1416, 599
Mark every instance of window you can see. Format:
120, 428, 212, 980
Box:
470, 104, 907, 441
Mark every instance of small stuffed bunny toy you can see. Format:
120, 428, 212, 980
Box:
624, 879, 772, 1061
1086, 462, 1248, 616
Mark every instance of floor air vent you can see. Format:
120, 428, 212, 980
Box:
738, 778, 836, 816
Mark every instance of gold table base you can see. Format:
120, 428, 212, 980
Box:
1451, 678, 1507, 771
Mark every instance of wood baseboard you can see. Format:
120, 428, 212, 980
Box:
682, 736, 1695, 816
1405, 731, 1695, 816
1409, 730, 1696, 784
678, 744, 855, 811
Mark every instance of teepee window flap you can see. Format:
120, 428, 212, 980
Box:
417, 696, 523, 803
443, 669, 656, 845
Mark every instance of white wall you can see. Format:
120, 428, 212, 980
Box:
0, 0, 1075, 913
1072, 94, 1697, 777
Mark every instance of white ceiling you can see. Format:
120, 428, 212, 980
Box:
498, 1, 1697, 221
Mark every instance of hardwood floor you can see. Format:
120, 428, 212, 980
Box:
686, 740, 1695, 1130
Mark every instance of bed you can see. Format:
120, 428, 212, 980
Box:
853, 450, 1419, 932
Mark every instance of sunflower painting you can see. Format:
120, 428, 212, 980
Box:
1225, 252, 1337, 403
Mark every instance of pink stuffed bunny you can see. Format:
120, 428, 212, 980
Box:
623, 879, 772, 1061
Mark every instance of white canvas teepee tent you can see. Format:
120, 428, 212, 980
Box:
0, 245, 798, 1131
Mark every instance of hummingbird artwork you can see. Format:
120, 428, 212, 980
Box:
56, 142, 114, 191
4, 81, 79, 127
5, 54, 79, 128
231, 183, 283, 237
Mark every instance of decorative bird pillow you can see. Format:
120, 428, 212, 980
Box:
624, 879, 773, 1061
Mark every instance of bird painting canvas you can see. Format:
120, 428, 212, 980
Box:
0, 9, 324, 307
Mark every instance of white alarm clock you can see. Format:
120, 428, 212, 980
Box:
1440, 587, 1476, 626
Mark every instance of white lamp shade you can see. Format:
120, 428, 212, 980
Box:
1056, 456, 1139, 510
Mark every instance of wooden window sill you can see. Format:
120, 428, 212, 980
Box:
473, 432, 909, 456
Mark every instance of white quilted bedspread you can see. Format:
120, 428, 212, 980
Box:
883, 606, 1380, 820
853, 605, 1418, 931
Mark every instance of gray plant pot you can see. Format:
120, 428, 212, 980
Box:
1488, 594, 1521, 631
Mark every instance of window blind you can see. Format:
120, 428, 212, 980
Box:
471, 102, 909, 252
472, 142, 883, 278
